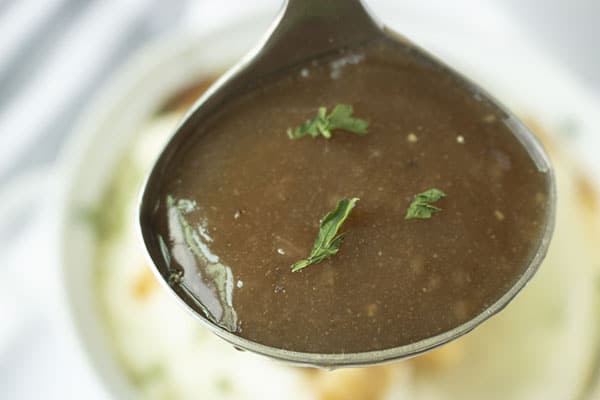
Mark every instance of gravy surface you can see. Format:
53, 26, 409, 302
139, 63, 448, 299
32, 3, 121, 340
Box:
143, 42, 550, 353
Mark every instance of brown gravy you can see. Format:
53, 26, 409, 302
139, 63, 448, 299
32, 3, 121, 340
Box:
142, 42, 551, 353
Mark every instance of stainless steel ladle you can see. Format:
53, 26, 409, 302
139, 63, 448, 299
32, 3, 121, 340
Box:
138, 0, 556, 368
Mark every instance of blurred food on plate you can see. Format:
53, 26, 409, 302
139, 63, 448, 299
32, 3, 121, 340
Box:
81, 80, 600, 400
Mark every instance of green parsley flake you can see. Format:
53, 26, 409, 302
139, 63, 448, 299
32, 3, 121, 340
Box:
287, 104, 368, 139
405, 188, 447, 220
291, 198, 359, 272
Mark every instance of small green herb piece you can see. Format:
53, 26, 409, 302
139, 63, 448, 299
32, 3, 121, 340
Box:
291, 197, 359, 272
405, 188, 447, 220
215, 376, 233, 393
131, 364, 166, 387
287, 104, 368, 139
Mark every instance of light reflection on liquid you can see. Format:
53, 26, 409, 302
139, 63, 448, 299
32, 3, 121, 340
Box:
160, 195, 238, 332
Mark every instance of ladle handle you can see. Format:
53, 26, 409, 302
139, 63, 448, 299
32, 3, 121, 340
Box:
282, 0, 379, 32
251, 0, 382, 73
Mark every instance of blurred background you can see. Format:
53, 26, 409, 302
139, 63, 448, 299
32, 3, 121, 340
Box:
0, 1, 599, 399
